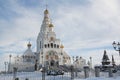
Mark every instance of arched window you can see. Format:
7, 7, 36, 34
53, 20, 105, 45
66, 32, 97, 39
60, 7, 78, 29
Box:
51, 43, 53, 48
45, 44, 47, 48
54, 44, 56, 48
46, 55, 49, 59
50, 37, 54, 41
57, 45, 59, 48
48, 44, 49, 48
40, 41, 41, 49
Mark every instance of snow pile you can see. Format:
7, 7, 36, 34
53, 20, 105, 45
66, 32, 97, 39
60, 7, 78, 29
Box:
0, 71, 120, 80
75, 77, 120, 80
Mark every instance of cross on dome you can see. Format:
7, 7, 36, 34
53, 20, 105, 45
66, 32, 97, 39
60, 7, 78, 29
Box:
44, 4, 49, 14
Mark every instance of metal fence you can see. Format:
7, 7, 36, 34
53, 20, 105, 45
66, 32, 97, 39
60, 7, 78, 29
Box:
0, 65, 120, 80
0, 72, 71, 80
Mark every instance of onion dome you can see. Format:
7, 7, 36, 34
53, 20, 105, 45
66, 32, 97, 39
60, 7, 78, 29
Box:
49, 23, 54, 27
23, 42, 35, 57
27, 42, 31, 48
44, 9, 49, 14
60, 44, 64, 48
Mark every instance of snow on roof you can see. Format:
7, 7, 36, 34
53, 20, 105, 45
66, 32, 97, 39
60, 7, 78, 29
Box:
23, 48, 35, 56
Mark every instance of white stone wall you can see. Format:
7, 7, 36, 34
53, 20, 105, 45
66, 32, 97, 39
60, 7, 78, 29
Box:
9, 62, 35, 72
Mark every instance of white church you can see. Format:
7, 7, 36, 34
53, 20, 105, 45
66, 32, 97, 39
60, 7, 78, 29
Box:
9, 9, 87, 72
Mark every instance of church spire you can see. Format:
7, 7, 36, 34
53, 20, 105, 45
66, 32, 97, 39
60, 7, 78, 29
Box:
102, 50, 109, 61
102, 50, 110, 65
43, 7, 50, 24
44, 4, 49, 15
40, 7, 51, 33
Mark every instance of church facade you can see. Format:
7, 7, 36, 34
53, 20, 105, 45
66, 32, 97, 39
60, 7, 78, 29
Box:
36, 9, 71, 67
9, 9, 71, 72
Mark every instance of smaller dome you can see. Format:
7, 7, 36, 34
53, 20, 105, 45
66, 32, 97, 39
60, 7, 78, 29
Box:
27, 42, 31, 47
44, 9, 49, 14
49, 23, 54, 27
60, 44, 64, 48
23, 42, 35, 57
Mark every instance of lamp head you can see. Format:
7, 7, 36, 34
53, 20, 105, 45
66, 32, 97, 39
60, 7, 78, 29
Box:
117, 42, 120, 49
112, 41, 116, 49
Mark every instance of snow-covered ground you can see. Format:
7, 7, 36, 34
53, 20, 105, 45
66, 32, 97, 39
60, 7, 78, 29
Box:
0, 71, 120, 80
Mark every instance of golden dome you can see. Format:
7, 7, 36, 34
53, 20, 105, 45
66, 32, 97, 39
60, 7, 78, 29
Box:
49, 23, 54, 27
60, 44, 64, 48
44, 9, 49, 14
27, 42, 31, 47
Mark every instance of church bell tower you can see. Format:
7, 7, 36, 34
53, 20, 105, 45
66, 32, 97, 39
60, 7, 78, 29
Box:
36, 8, 71, 66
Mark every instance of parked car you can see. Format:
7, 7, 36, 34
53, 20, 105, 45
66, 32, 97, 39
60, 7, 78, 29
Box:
47, 70, 57, 76
47, 70, 64, 76
56, 70, 64, 75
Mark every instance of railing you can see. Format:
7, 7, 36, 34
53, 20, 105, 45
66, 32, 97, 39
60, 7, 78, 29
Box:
0, 65, 120, 80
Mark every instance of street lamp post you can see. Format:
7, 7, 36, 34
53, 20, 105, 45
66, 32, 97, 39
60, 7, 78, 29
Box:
4, 62, 8, 74
112, 41, 120, 56
8, 54, 12, 73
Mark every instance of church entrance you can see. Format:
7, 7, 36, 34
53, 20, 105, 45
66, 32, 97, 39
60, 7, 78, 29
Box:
50, 60, 55, 66
46, 51, 60, 67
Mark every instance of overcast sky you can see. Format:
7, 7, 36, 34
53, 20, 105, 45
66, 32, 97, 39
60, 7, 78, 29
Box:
0, 0, 120, 71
